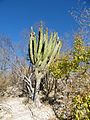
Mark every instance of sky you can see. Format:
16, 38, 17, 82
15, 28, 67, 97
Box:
0, 0, 90, 49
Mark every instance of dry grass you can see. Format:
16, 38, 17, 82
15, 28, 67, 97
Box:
0, 74, 13, 96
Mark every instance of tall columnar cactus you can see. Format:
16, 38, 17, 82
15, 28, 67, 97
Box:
29, 26, 62, 69
28, 24, 62, 106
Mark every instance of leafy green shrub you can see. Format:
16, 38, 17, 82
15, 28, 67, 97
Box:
48, 35, 90, 119
49, 35, 90, 79
71, 93, 90, 120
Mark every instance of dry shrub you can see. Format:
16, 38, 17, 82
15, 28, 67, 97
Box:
0, 73, 14, 96
51, 70, 90, 120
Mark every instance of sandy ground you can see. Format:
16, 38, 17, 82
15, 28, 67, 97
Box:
0, 97, 56, 120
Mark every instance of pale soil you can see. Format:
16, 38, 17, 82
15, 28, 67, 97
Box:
0, 97, 56, 120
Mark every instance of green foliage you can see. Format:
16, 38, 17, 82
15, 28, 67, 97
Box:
49, 35, 90, 79
49, 55, 72, 78
73, 35, 90, 64
48, 34, 90, 119
72, 93, 90, 120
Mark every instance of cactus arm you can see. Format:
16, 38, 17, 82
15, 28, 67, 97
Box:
39, 34, 54, 69
49, 32, 53, 45
29, 27, 35, 64
43, 28, 48, 58
39, 54, 49, 70
47, 40, 62, 67
40, 33, 60, 69
37, 26, 43, 61
40, 41, 62, 70
48, 32, 57, 56
33, 35, 37, 63
52, 32, 57, 48
46, 33, 53, 56
57, 40, 62, 57
29, 37, 34, 64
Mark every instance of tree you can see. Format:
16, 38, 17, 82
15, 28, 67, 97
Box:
70, 1, 90, 42
0, 34, 29, 96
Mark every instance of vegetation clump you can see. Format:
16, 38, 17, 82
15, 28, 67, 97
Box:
72, 93, 90, 120
48, 35, 90, 119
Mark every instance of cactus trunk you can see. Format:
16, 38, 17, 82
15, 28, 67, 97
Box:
33, 68, 44, 107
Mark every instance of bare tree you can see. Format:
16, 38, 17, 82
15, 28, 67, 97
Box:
0, 34, 31, 97
70, 1, 90, 42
